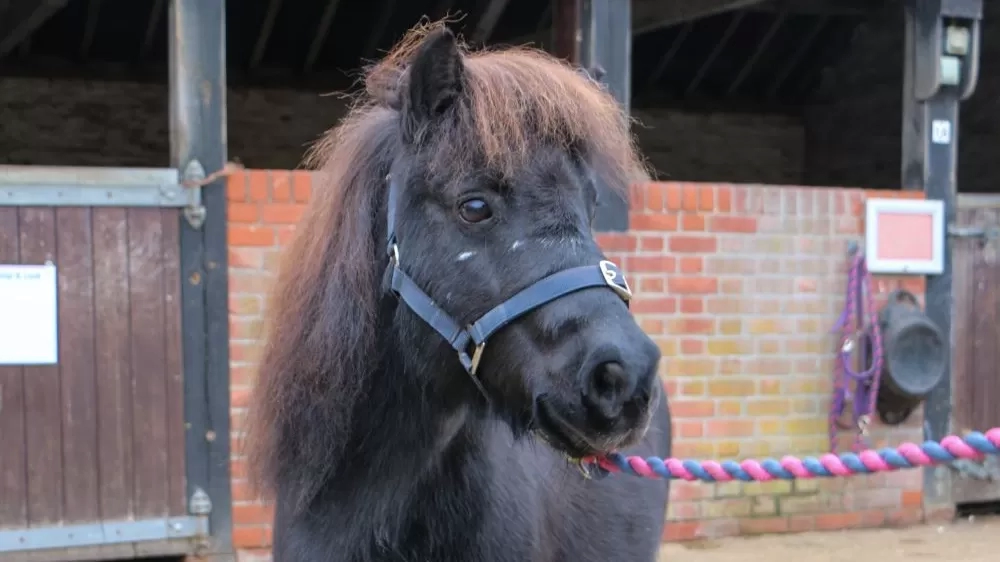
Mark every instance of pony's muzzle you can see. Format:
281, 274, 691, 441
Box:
579, 340, 660, 436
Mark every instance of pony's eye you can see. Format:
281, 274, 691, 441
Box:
458, 198, 492, 224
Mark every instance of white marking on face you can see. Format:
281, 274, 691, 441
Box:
511, 240, 523, 250
457, 250, 476, 261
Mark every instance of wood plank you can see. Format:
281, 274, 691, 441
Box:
0, 207, 27, 528
952, 207, 973, 436
161, 209, 186, 515
55, 207, 100, 522
18, 207, 63, 525
127, 208, 170, 517
951, 208, 1000, 504
93, 208, 134, 520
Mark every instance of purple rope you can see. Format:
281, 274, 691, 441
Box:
829, 252, 883, 453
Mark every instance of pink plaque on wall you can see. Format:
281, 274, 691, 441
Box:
864, 198, 944, 275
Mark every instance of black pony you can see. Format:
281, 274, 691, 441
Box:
244, 21, 673, 562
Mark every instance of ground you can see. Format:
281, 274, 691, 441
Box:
657, 516, 1000, 562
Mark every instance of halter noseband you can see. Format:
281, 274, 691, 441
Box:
382, 174, 632, 396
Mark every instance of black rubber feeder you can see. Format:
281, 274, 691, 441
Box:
874, 289, 947, 425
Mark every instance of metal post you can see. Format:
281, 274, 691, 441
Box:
900, 0, 982, 510
169, 0, 233, 558
552, 0, 632, 232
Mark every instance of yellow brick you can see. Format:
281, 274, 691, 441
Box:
701, 498, 752, 518
789, 436, 830, 455
717, 400, 742, 416
783, 378, 821, 394
757, 339, 781, 354
789, 398, 818, 414
747, 399, 791, 416
784, 338, 823, 354
796, 318, 822, 333
739, 441, 772, 457
758, 379, 781, 395
748, 318, 786, 335
666, 358, 716, 377
794, 479, 820, 494
759, 480, 793, 495
707, 339, 751, 356
757, 419, 782, 435
678, 380, 706, 396
714, 482, 742, 498
718, 318, 742, 335
708, 379, 754, 396
751, 496, 778, 516
715, 440, 741, 458
783, 418, 828, 435
657, 338, 678, 357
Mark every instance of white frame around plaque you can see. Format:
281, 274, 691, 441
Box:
0, 263, 59, 365
864, 198, 944, 275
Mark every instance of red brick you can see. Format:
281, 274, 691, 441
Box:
626, 255, 675, 273
228, 203, 259, 224
630, 213, 677, 231
631, 297, 676, 314
679, 297, 704, 313
678, 256, 703, 274
681, 214, 705, 231
227, 172, 248, 201
698, 187, 714, 211
233, 525, 272, 548
668, 276, 718, 294
663, 521, 701, 542
669, 235, 717, 253
596, 233, 637, 252
270, 171, 292, 201
248, 170, 270, 202
638, 235, 664, 252
261, 203, 305, 224
717, 185, 732, 212
665, 184, 683, 211
229, 225, 275, 247
292, 170, 312, 202
233, 503, 274, 526
672, 400, 714, 418
709, 215, 758, 233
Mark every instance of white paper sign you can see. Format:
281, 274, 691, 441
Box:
0, 263, 58, 365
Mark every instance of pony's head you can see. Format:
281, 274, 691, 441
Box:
245, 21, 661, 503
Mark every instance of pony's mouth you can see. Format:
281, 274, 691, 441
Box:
532, 399, 605, 459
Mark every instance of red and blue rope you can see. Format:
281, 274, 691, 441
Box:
581, 428, 1000, 482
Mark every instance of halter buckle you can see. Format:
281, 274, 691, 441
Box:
599, 260, 632, 302
389, 243, 400, 266
468, 341, 486, 376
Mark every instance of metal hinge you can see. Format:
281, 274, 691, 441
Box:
182, 160, 207, 229
947, 224, 1000, 241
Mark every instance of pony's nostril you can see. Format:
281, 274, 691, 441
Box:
584, 361, 630, 420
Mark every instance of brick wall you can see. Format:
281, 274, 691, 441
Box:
227, 170, 928, 559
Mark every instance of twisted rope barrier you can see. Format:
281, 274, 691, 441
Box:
581, 428, 1000, 482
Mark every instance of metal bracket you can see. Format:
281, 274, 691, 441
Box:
949, 458, 1000, 481
189, 486, 213, 515
182, 160, 207, 229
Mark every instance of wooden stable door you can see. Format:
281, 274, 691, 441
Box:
0, 166, 206, 561
951, 195, 1000, 505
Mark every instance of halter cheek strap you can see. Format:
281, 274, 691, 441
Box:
382, 174, 632, 396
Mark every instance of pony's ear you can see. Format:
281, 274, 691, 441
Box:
402, 28, 465, 142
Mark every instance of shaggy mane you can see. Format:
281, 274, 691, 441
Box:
243, 19, 650, 504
